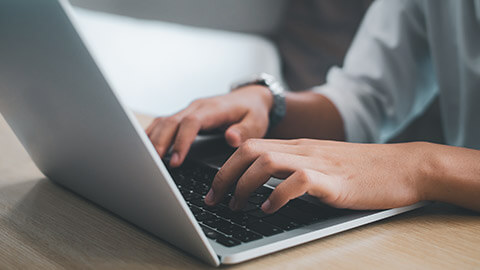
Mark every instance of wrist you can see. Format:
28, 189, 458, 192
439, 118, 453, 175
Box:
414, 142, 456, 202
413, 143, 480, 211
254, 85, 275, 113
405, 142, 439, 202
231, 73, 286, 129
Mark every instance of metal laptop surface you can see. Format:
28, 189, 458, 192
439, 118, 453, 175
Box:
0, 0, 427, 266
0, 0, 219, 266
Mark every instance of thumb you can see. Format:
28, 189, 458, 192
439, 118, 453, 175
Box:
225, 112, 267, 147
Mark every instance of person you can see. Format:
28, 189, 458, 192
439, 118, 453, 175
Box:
146, 0, 480, 214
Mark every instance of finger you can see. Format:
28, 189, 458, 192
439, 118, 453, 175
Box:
145, 118, 158, 135
262, 169, 339, 214
148, 116, 182, 157
146, 105, 196, 155
231, 152, 306, 210
205, 140, 308, 206
169, 115, 202, 167
224, 112, 268, 147
168, 103, 246, 167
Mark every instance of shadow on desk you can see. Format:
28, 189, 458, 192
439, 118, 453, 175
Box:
1, 178, 478, 269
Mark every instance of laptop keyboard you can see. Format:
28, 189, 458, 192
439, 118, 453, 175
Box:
167, 161, 358, 248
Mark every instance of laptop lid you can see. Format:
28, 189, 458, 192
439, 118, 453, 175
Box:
0, 0, 219, 266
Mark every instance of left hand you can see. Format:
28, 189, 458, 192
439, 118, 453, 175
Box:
204, 138, 428, 213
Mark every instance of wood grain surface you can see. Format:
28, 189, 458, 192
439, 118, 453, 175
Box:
0, 113, 479, 270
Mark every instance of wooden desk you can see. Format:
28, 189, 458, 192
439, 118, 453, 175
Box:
0, 114, 479, 269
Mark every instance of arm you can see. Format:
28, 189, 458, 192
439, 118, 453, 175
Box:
423, 144, 480, 211
146, 85, 345, 167
205, 0, 480, 212
269, 91, 345, 141
205, 139, 480, 213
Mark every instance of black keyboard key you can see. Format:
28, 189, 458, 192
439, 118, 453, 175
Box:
216, 208, 244, 220
180, 189, 192, 196
204, 204, 227, 214
192, 182, 209, 195
232, 230, 262, 242
288, 199, 308, 208
299, 203, 351, 219
248, 209, 269, 219
263, 214, 301, 231
217, 223, 245, 236
248, 194, 265, 205
171, 171, 186, 183
190, 198, 206, 207
189, 205, 202, 215
201, 225, 220, 239
182, 179, 197, 189
240, 202, 257, 213
204, 218, 231, 230
255, 186, 273, 195
230, 213, 258, 226
247, 221, 283, 236
195, 211, 216, 222
216, 235, 241, 247
184, 192, 202, 201
278, 206, 317, 224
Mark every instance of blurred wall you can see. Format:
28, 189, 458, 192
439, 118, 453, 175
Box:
70, 0, 288, 35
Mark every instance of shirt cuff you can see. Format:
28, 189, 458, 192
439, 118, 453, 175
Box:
312, 67, 379, 143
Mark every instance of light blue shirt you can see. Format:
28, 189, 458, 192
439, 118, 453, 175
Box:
315, 0, 480, 148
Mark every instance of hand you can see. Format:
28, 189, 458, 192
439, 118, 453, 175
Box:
146, 86, 273, 167
205, 139, 428, 213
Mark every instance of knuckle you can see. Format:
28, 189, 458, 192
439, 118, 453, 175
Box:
239, 139, 258, 155
182, 114, 200, 124
321, 190, 342, 208
153, 116, 164, 123
258, 152, 276, 169
300, 145, 317, 157
324, 182, 343, 206
165, 115, 181, 125
150, 117, 165, 127
208, 98, 221, 108
295, 169, 312, 187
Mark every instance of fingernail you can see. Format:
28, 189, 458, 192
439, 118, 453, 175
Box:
229, 196, 237, 210
261, 199, 271, 212
170, 152, 179, 166
205, 189, 215, 204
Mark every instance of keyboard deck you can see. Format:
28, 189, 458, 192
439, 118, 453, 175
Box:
167, 161, 358, 248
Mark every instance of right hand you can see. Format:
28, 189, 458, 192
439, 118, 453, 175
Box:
146, 85, 274, 167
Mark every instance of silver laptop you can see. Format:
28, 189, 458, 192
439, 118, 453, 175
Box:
0, 0, 426, 266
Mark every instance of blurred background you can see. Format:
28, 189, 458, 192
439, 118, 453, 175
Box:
70, 0, 287, 116
69, 0, 443, 143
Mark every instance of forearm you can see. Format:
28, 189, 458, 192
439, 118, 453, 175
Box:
421, 143, 480, 211
268, 91, 345, 141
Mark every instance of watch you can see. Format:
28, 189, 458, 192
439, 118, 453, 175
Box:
230, 73, 286, 129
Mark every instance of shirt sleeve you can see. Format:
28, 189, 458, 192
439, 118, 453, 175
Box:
314, 0, 438, 143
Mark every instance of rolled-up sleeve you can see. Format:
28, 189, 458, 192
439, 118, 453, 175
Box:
314, 0, 437, 143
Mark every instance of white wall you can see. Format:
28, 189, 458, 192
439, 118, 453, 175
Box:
70, 0, 288, 35
72, 7, 283, 116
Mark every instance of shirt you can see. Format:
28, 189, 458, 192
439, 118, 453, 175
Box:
315, 0, 480, 148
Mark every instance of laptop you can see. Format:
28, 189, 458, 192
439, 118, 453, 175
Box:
0, 0, 426, 266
